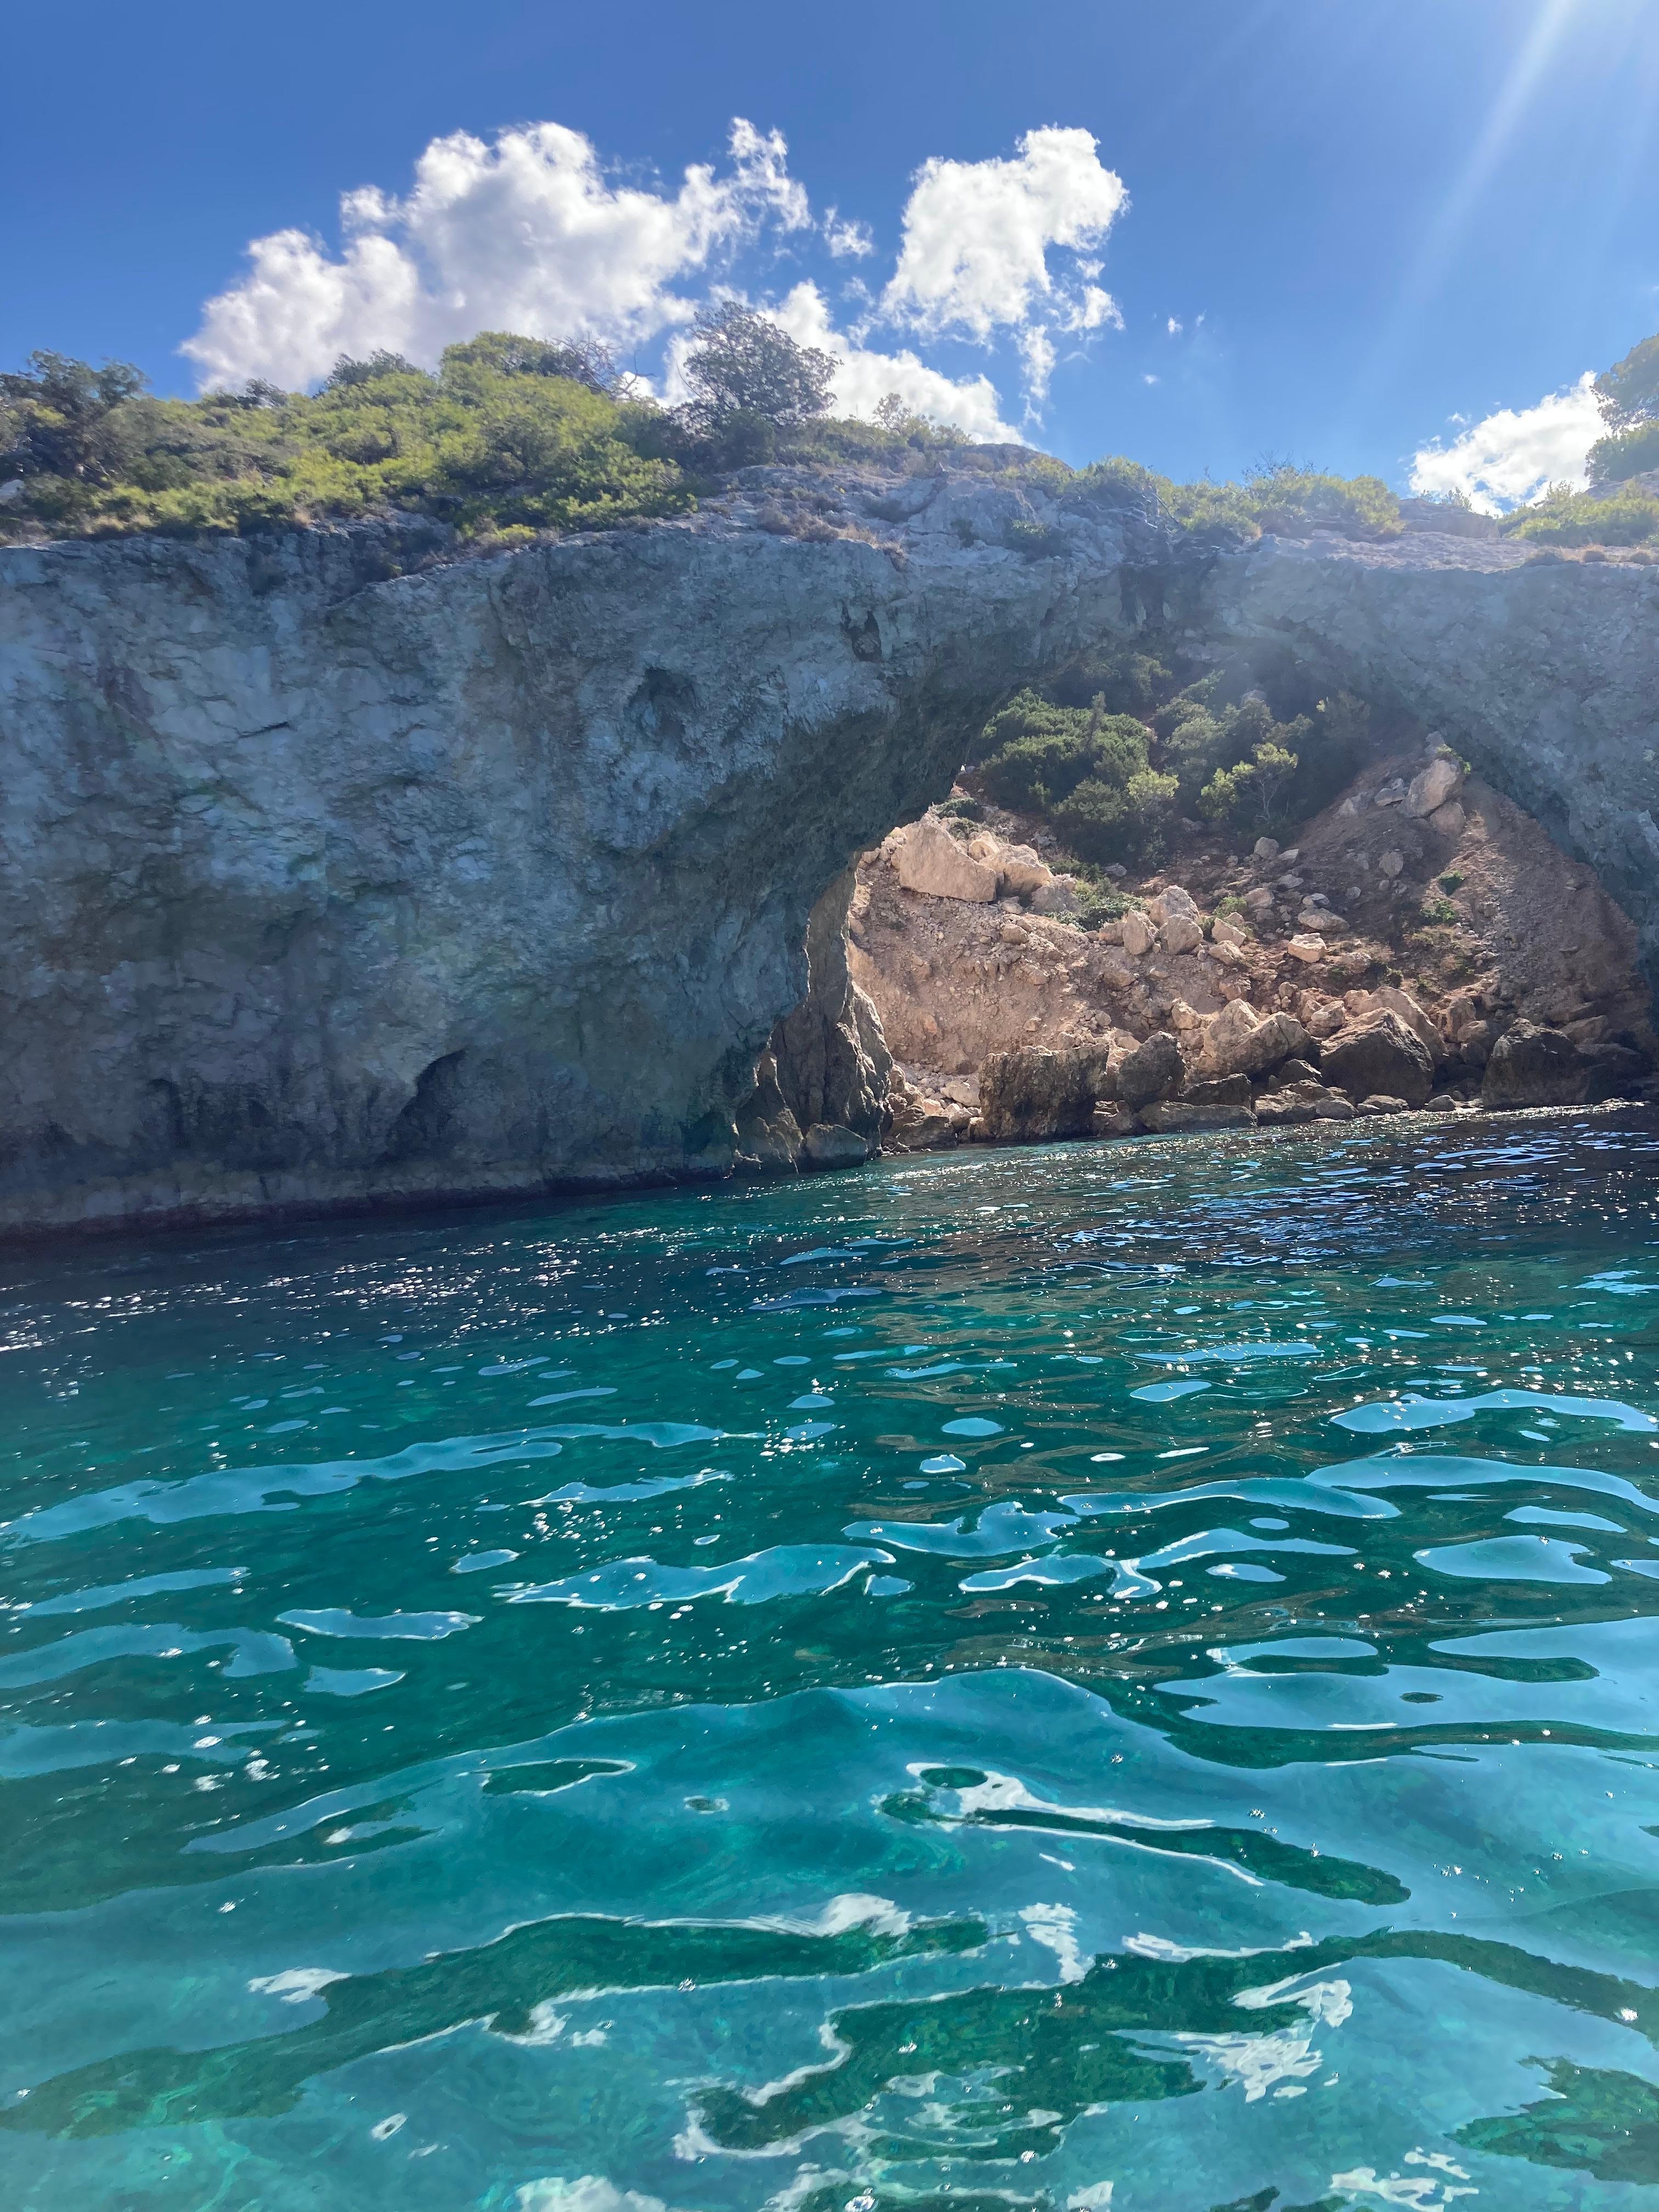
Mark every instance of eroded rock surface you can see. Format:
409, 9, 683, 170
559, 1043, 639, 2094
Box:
0, 472, 1144, 1231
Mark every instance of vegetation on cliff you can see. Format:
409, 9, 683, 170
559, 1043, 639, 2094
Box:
966, 644, 1377, 873
3, 313, 1410, 549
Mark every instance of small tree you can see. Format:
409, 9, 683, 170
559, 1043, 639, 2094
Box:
0, 351, 147, 482
1594, 331, 1659, 430
678, 303, 834, 461
441, 331, 624, 394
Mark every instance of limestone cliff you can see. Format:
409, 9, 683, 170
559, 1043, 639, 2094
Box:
3, 479, 1657, 1237
1197, 530, 1659, 984
0, 467, 1138, 1232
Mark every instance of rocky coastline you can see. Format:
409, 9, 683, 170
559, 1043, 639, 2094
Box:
3, 463, 1657, 1235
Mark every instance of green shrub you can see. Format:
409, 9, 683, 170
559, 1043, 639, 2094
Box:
1587, 418, 1659, 486
1439, 871, 1465, 893
1501, 483, 1659, 545
0, 339, 696, 542
976, 692, 1176, 863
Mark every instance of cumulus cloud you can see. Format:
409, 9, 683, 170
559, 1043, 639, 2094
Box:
183, 119, 809, 390
1409, 371, 1604, 514
822, 208, 874, 258
879, 126, 1126, 393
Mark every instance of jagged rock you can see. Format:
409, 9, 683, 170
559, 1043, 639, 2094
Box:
1427, 799, 1466, 838
802, 1122, 871, 1169
896, 816, 1000, 902
1286, 934, 1328, 963
1199, 1001, 1310, 1080
1253, 837, 1280, 861
733, 1052, 803, 1171
1356, 1094, 1409, 1115
978, 1046, 1108, 1140
770, 872, 892, 1150
887, 1099, 958, 1152
1244, 887, 1274, 915
1319, 1012, 1436, 1106
1378, 849, 1406, 878
1407, 756, 1464, 816
1169, 998, 1203, 1031
1114, 1030, 1184, 1109
1182, 1073, 1253, 1107
1030, 876, 1080, 917
1141, 1101, 1255, 1133
1374, 777, 1408, 808
1092, 1102, 1139, 1139
1211, 916, 1249, 950
1120, 910, 1158, 957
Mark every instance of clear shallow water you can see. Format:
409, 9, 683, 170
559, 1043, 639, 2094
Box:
3, 1116, 1659, 2212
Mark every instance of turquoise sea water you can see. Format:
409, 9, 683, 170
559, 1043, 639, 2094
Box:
3, 1114, 1659, 2212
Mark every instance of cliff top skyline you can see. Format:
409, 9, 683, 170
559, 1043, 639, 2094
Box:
4, 0, 1658, 509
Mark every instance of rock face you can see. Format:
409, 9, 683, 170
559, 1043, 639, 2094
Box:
7, 476, 1659, 1236
1200, 534, 1659, 991
1480, 1022, 1649, 1109
0, 472, 1146, 1233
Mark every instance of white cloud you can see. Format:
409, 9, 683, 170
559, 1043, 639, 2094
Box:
764, 281, 1022, 441
882, 126, 1127, 343
1167, 315, 1183, 336
1409, 371, 1604, 514
183, 119, 809, 390
823, 208, 874, 258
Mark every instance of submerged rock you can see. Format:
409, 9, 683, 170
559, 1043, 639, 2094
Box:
1141, 1100, 1255, 1133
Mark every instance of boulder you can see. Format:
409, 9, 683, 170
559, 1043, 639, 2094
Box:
1407, 756, 1464, 817
1256, 1082, 1356, 1125
1266, 1058, 1322, 1090
1211, 916, 1249, 950
1091, 1103, 1138, 1139
886, 1090, 960, 1152
1182, 1073, 1253, 1107
1141, 1101, 1255, 1133
802, 1122, 871, 1169
1286, 934, 1327, 963
1252, 836, 1280, 861
1149, 885, 1200, 922
895, 816, 1000, 902
1160, 912, 1205, 955
1426, 799, 1466, 838
996, 843, 1053, 896
1030, 876, 1080, 917
1477, 1024, 1650, 1109
1200, 1001, 1310, 1080
1356, 1094, 1408, 1115
1319, 1011, 1435, 1107
1120, 909, 1157, 957
978, 1046, 1108, 1141
1378, 849, 1405, 878
1114, 1030, 1185, 1109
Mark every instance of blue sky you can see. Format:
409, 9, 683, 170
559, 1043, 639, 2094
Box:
5, 0, 1658, 502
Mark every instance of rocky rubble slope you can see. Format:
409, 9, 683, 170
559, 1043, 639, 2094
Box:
857, 736, 1655, 1150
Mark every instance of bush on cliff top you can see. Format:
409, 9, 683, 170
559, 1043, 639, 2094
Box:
4, 317, 1407, 548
